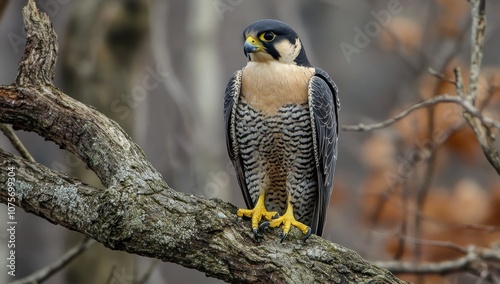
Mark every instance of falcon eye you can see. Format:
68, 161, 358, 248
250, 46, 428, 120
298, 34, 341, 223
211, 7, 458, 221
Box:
260, 31, 276, 42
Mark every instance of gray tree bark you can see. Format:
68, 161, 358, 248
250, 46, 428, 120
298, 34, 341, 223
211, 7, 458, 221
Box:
59, 1, 151, 282
0, 1, 407, 283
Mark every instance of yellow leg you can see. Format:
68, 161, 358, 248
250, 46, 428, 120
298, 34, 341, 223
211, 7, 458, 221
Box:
237, 193, 279, 239
266, 200, 312, 242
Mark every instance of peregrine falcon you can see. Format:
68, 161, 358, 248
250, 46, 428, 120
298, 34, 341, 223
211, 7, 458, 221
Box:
224, 19, 339, 242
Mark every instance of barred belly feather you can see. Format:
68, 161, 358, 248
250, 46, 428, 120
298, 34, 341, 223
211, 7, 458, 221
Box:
235, 99, 317, 226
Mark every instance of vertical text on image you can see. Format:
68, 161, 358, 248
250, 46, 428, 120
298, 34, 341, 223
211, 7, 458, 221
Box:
6, 166, 17, 277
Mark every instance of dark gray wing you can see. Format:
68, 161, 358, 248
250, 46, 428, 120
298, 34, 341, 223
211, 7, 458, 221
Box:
223, 70, 253, 209
308, 67, 340, 236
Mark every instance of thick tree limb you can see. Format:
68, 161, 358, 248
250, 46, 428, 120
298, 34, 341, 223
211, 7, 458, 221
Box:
0, 103, 402, 284
0, 1, 406, 283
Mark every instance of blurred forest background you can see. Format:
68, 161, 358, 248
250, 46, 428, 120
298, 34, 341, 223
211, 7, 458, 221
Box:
1, 0, 499, 283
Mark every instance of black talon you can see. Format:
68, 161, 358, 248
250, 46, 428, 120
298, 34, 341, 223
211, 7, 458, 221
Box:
302, 227, 312, 242
253, 228, 259, 241
280, 232, 287, 243
272, 212, 280, 219
259, 221, 270, 231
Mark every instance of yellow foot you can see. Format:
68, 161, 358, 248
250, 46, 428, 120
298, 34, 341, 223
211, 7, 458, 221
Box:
260, 201, 312, 242
237, 194, 279, 239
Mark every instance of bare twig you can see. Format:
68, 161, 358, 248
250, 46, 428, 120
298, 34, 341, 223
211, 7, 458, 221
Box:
374, 245, 500, 279
415, 17, 473, 275
365, 121, 469, 256
454, 67, 466, 98
403, 236, 468, 255
428, 68, 456, 84
136, 260, 159, 284
342, 94, 500, 132
450, 0, 500, 174
468, 0, 486, 104
367, 193, 500, 234
10, 238, 95, 284
454, 69, 500, 174
379, 19, 421, 74
416, 212, 500, 234
394, 186, 410, 261
149, 0, 196, 149
362, 14, 472, 265
0, 124, 35, 162
0, 0, 10, 19
105, 265, 118, 284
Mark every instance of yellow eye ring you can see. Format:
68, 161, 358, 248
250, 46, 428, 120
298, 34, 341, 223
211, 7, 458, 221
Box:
259, 31, 276, 42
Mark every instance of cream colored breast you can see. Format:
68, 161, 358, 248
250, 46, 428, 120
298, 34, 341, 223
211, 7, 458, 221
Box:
241, 61, 314, 116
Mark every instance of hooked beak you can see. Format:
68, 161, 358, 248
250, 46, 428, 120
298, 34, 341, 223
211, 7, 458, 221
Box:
243, 36, 262, 58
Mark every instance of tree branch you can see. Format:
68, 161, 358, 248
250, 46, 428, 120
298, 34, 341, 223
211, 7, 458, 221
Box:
452, 0, 500, 174
135, 259, 159, 284
374, 245, 500, 281
468, 0, 486, 104
0, 1, 406, 283
0, 123, 35, 162
0, 0, 10, 20
341, 94, 500, 132
342, 0, 500, 175
11, 238, 95, 284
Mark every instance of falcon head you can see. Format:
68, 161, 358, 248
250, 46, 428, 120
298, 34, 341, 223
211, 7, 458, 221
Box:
242, 19, 311, 66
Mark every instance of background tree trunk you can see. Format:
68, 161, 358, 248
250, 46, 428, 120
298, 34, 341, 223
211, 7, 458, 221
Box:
59, 0, 150, 283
